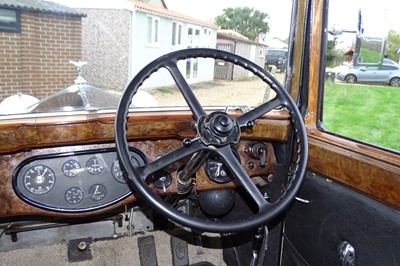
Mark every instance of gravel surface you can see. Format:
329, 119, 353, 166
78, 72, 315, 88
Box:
147, 73, 284, 107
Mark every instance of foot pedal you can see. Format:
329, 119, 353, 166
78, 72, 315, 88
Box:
171, 235, 189, 266
138, 235, 158, 266
194, 234, 204, 255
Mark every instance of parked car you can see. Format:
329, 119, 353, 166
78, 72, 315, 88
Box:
336, 63, 400, 86
26, 85, 158, 113
265, 48, 287, 72
382, 58, 399, 65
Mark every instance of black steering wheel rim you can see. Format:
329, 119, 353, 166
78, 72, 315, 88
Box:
115, 48, 307, 233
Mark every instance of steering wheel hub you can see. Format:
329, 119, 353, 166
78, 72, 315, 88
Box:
211, 114, 233, 136
197, 112, 240, 146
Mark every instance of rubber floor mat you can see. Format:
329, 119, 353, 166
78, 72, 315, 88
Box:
171, 235, 189, 266
138, 235, 158, 266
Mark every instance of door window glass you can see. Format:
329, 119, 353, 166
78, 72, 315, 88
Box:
322, 0, 400, 152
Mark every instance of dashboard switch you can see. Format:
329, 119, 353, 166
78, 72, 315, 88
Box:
245, 143, 267, 167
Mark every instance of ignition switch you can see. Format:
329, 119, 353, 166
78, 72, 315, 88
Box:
245, 143, 267, 168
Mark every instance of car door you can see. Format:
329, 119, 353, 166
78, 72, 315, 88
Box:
356, 66, 378, 82
376, 64, 398, 83
281, 0, 400, 264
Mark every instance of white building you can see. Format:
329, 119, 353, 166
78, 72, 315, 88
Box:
73, 0, 218, 89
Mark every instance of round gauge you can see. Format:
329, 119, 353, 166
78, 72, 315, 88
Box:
86, 157, 105, 175
23, 165, 56, 195
65, 187, 84, 205
88, 184, 107, 201
111, 159, 125, 183
152, 171, 172, 191
204, 150, 240, 183
112, 157, 141, 183
62, 159, 81, 177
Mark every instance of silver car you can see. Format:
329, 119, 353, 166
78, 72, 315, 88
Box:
336, 63, 400, 86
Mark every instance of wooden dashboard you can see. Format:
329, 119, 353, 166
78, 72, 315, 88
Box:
0, 111, 288, 219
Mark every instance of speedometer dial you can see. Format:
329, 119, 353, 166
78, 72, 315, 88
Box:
23, 165, 55, 195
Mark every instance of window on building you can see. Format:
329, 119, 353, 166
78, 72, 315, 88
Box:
187, 27, 200, 48
171, 21, 182, 47
187, 28, 193, 46
203, 29, 212, 47
194, 29, 200, 47
146, 16, 159, 46
0, 9, 20, 32
186, 27, 201, 80
259, 47, 264, 58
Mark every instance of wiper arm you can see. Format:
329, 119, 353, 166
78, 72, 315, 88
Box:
223, 105, 252, 114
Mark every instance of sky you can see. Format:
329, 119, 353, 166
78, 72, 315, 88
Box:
53, 0, 293, 39
327, 0, 400, 50
53, 0, 399, 42
328, 0, 399, 37
165, 0, 293, 39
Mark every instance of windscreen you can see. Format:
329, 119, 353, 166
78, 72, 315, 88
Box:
0, 0, 292, 116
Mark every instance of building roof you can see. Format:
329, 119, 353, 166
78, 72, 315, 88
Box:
217, 31, 267, 46
218, 30, 249, 40
264, 38, 288, 49
0, 0, 85, 17
130, 0, 217, 29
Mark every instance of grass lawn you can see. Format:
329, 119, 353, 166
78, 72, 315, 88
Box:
322, 81, 400, 151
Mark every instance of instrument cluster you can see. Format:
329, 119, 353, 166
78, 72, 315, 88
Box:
13, 148, 146, 212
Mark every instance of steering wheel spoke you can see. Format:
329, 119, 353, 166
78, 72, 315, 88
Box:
165, 62, 206, 120
137, 139, 206, 180
216, 146, 271, 212
237, 96, 283, 127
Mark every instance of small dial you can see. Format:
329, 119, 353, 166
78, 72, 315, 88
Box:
204, 150, 240, 183
62, 159, 81, 177
153, 171, 172, 192
86, 157, 105, 175
65, 187, 84, 205
23, 165, 55, 195
112, 157, 140, 183
89, 184, 107, 201
111, 159, 125, 183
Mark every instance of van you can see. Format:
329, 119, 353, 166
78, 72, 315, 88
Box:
265, 48, 287, 72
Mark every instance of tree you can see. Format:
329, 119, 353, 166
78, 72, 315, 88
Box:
215, 7, 269, 41
326, 37, 343, 67
386, 30, 400, 62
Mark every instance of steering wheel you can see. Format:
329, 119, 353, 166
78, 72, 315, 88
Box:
115, 48, 307, 233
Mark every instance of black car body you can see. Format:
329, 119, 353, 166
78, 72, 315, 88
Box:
265, 48, 287, 72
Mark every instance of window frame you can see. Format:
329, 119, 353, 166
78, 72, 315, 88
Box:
171, 21, 183, 48
186, 25, 201, 48
315, 1, 400, 155
0, 8, 20, 33
303, 0, 400, 211
203, 28, 212, 48
379, 65, 398, 71
146, 15, 160, 47
259, 47, 264, 58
